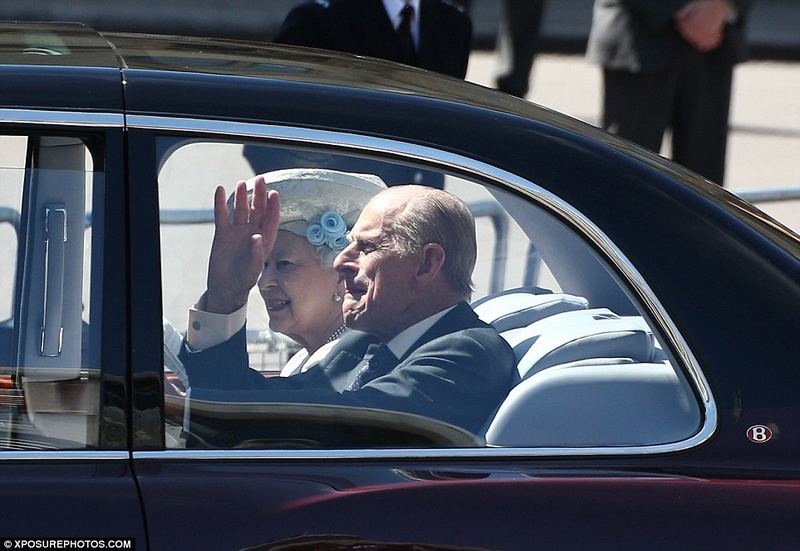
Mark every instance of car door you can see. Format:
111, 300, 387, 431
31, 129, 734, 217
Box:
123, 119, 800, 551
0, 117, 145, 546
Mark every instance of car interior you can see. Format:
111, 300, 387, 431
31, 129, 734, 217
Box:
157, 137, 703, 451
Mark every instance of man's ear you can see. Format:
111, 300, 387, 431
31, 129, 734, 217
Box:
414, 243, 445, 284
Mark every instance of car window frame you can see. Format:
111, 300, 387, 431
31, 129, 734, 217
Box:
127, 114, 717, 460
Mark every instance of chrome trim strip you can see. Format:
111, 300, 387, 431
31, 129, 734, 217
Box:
0, 109, 123, 127
0, 451, 129, 461
135, 438, 698, 461
128, 115, 717, 459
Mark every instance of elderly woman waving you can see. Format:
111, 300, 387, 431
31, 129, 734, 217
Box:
186, 168, 386, 375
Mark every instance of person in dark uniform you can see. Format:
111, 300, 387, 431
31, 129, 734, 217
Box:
587, 0, 751, 185
276, 0, 472, 79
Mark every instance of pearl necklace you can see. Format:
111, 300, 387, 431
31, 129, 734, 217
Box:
325, 324, 347, 344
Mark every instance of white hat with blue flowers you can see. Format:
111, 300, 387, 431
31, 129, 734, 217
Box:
232, 168, 388, 267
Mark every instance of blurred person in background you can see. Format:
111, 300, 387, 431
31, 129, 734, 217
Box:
587, 0, 751, 185
276, 0, 472, 79
495, 0, 546, 98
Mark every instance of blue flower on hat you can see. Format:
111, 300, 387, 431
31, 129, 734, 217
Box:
326, 234, 350, 250
306, 223, 326, 246
306, 211, 350, 252
320, 211, 347, 236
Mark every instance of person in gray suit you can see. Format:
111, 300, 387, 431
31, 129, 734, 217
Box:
587, 0, 751, 185
181, 182, 517, 437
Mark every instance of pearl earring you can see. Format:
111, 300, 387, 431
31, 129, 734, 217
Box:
333, 292, 342, 302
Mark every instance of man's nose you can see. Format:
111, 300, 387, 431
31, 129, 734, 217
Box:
333, 242, 358, 273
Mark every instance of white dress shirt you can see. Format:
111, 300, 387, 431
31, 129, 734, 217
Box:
186, 292, 247, 351
382, 0, 421, 50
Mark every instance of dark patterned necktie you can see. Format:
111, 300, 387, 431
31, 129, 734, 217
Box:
347, 344, 398, 391
397, 3, 417, 65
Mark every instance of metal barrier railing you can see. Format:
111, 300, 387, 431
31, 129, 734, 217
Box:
734, 187, 800, 204
463, 201, 508, 294
2, 185, 797, 297
0, 206, 20, 234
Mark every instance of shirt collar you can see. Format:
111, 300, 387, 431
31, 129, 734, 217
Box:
382, 0, 421, 44
385, 304, 457, 359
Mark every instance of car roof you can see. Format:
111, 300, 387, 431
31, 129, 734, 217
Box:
0, 22, 589, 133
0, 23, 727, 194
0, 23, 122, 111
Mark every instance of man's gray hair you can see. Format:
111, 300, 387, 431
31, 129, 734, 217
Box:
387, 189, 477, 299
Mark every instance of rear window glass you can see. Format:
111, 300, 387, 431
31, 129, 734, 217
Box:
157, 137, 702, 451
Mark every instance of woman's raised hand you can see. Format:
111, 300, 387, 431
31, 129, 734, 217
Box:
205, 175, 280, 314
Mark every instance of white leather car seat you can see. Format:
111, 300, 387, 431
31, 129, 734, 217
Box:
484, 361, 701, 447
509, 312, 656, 380
472, 288, 689, 448
472, 287, 589, 332
473, 288, 659, 378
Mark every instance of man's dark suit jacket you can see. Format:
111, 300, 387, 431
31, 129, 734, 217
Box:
275, 0, 472, 79
181, 302, 517, 435
586, 0, 751, 73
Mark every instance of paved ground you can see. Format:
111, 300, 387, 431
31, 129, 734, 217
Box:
465, 50, 800, 234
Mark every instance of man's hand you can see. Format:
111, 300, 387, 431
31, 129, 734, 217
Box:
204, 175, 280, 314
675, 0, 732, 52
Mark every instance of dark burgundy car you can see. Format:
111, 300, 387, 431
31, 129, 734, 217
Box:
0, 22, 798, 550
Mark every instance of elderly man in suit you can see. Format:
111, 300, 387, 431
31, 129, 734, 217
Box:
275, 0, 472, 79
182, 182, 516, 436
587, 0, 751, 185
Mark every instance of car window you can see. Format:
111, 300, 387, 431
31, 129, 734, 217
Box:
158, 136, 703, 451
0, 134, 101, 450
